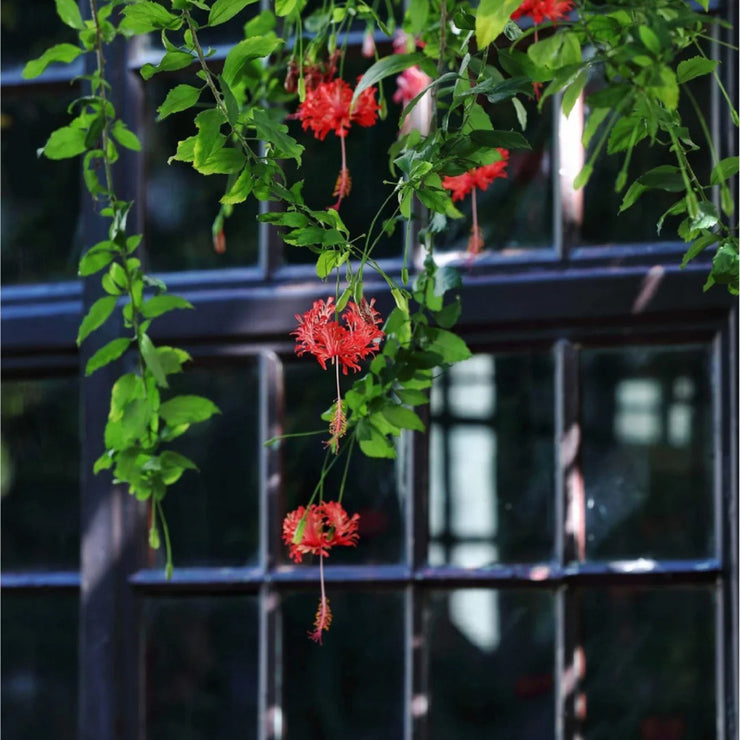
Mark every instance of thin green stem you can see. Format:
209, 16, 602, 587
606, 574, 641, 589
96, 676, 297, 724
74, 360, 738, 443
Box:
156, 499, 174, 579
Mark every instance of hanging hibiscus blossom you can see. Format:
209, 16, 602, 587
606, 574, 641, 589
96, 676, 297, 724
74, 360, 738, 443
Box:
292, 296, 384, 449
282, 501, 360, 643
442, 150, 510, 257
292, 78, 380, 209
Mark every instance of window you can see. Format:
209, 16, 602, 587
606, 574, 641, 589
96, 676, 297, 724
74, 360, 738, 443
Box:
2, 3, 737, 739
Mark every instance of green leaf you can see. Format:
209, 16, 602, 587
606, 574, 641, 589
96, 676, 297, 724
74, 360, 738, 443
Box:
157, 84, 202, 120
78, 241, 115, 276
573, 163, 593, 190
512, 97, 527, 130
356, 419, 396, 458
220, 168, 254, 205
381, 404, 425, 432
353, 53, 432, 104
562, 68, 588, 118
140, 50, 194, 80
691, 201, 719, 231
528, 33, 580, 70
159, 395, 220, 427
275, 0, 297, 16
111, 120, 141, 151
120, 2, 181, 34
194, 147, 246, 175
395, 388, 429, 405
158, 450, 198, 485
582, 107, 609, 148
42, 126, 87, 160
653, 66, 679, 110
476, 0, 521, 49
149, 526, 161, 549
710, 156, 739, 186
469, 129, 531, 150
55, 0, 84, 29
85, 337, 131, 375
140, 333, 168, 388
434, 297, 462, 328
222, 34, 282, 86
681, 232, 719, 267
637, 26, 661, 55
676, 56, 718, 84
157, 346, 192, 375
407, 0, 429, 34
711, 241, 739, 288
425, 328, 472, 364
209, 0, 259, 25
316, 250, 348, 279
77, 295, 117, 345
638, 165, 685, 191
23, 43, 82, 78
141, 294, 193, 319
93, 451, 114, 474
250, 108, 303, 163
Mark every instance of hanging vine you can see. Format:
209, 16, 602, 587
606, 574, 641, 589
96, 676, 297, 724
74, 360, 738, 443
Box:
24, 0, 738, 639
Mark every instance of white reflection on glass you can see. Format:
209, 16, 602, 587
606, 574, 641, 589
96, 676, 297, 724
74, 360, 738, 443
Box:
429, 424, 445, 539
447, 355, 495, 419
614, 378, 662, 444
448, 550, 501, 652
450, 426, 496, 538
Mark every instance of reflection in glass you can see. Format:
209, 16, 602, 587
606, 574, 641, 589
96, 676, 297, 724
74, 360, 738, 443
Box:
429, 353, 555, 566
144, 596, 258, 739
429, 589, 555, 740
1, 378, 80, 569
282, 591, 404, 740
1, 93, 81, 284
281, 361, 404, 565
1, 594, 78, 739
581, 346, 713, 561
436, 98, 554, 256
144, 78, 259, 272
581, 587, 715, 739
155, 362, 260, 567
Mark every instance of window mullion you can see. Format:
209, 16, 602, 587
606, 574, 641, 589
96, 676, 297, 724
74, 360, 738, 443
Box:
259, 351, 283, 739
554, 339, 584, 740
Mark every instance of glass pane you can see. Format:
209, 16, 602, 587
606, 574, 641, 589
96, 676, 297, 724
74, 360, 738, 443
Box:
152, 362, 260, 567
282, 56, 404, 265
143, 78, 259, 272
429, 353, 555, 566
1, 378, 80, 569
429, 589, 555, 739
1, 92, 81, 284
581, 346, 713, 561
282, 590, 404, 739
1, 0, 77, 68
281, 360, 404, 565
1, 594, 78, 739
144, 596, 258, 739
581, 587, 715, 739
436, 98, 555, 257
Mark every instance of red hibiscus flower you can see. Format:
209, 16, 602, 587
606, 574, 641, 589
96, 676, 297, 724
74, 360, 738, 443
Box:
442, 150, 510, 257
294, 78, 379, 141
441, 151, 510, 202
292, 297, 384, 374
512, 0, 574, 24
292, 78, 379, 208
283, 501, 359, 644
282, 501, 360, 564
